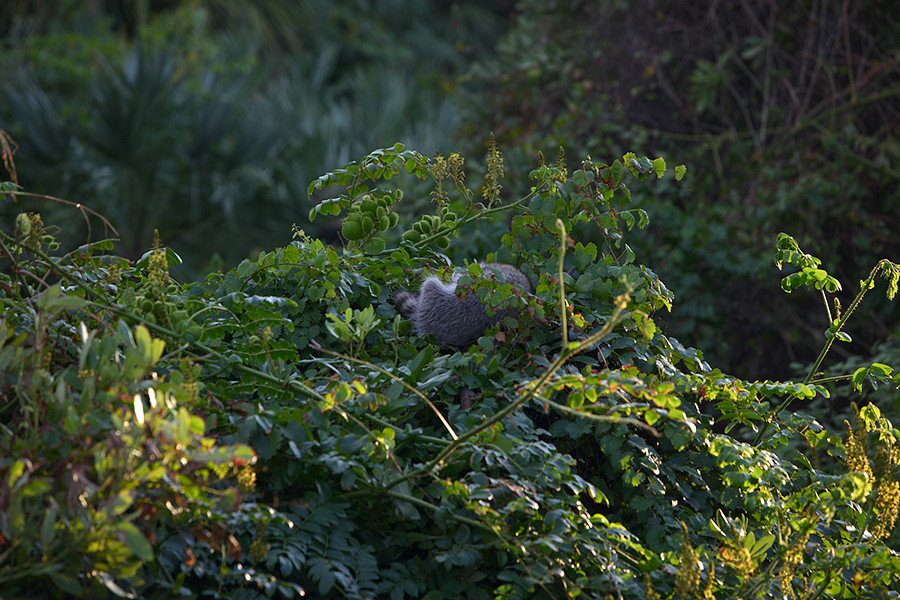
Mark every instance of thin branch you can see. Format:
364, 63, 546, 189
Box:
754, 260, 895, 446
312, 345, 458, 440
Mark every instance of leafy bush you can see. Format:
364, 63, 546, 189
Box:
0, 234, 257, 597
1, 142, 899, 598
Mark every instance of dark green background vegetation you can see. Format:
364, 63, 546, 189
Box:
2, 1, 900, 598
3, 0, 897, 383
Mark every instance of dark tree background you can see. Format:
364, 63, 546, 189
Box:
2, 0, 898, 388
457, 0, 900, 388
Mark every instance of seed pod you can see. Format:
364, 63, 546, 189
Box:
15, 213, 31, 235
342, 218, 364, 241
364, 238, 386, 254
360, 196, 377, 214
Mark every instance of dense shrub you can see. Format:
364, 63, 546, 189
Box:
2, 142, 899, 598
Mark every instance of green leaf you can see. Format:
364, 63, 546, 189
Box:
325, 316, 351, 343
569, 391, 585, 409
781, 273, 803, 293
834, 331, 852, 343
869, 363, 892, 377
118, 521, 154, 561
407, 347, 433, 381
134, 325, 164, 365
7, 495, 24, 538
49, 573, 83, 595
340, 470, 357, 490
749, 534, 775, 559
37, 284, 87, 312
282, 244, 300, 264
105, 490, 134, 517
7, 459, 26, 490
364, 238, 386, 254
610, 160, 624, 187
41, 503, 58, 549
573, 169, 594, 188
852, 366, 869, 392
49, 294, 88, 311
667, 408, 686, 420
176, 406, 192, 445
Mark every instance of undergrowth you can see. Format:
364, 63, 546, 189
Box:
1, 142, 899, 598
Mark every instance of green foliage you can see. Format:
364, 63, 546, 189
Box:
0, 296, 255, 596
2, 26, 285, 270
0, 1, 503, 275
1, 141, 899, 599
457, 0, 900, 381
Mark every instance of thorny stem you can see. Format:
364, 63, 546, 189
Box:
541, 397, 658, 435
408, 190, 538, 254
312, 346, 458, 440
753, 260, 894, 446
803, 261, 892, 385
383, 490, 501, 537
361, 413, 449, 447
557, 219, 568, 348
821, 289, 833, 325
4, 189, 120, 241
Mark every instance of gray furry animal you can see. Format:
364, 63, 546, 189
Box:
393, 263, 531, 347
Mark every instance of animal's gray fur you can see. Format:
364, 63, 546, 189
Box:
393, 263, 531, 347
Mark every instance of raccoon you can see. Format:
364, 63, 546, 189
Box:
393, 263, 531, 347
